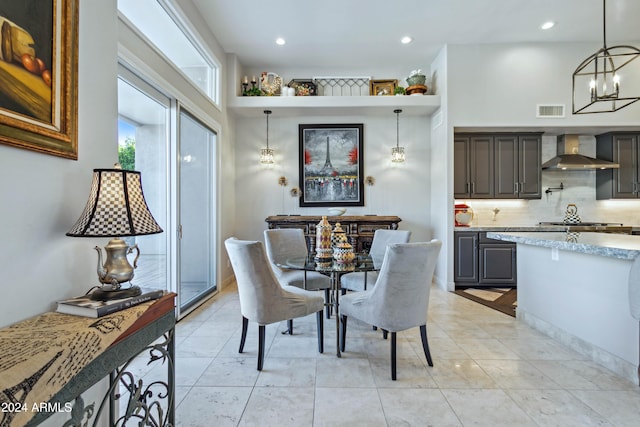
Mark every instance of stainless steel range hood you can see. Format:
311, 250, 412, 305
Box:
541, 135, 619, 170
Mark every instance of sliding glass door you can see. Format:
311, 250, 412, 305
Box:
118, 65, 218, 317
117, 66, 170, 294
177, 109, 218, 312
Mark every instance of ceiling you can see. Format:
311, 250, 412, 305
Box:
191, 0, 640, 72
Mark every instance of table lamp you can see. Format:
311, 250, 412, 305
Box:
66, 164, 163, 300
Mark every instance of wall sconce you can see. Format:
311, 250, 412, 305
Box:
572, 0, 640, 114
391, 109, 405, 163
260, 110, 275, 166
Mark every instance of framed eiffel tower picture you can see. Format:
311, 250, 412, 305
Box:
299, 123, 364, 207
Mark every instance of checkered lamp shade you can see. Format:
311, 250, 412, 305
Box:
66, 168, 163, 237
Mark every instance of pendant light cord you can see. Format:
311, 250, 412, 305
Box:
602, 0, 607, 49
394, 109, 401, 148
264, 110, 271, 149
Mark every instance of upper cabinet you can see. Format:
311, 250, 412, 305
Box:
455, 133, 541, 200
454, 135, 494, 198
596, 132, 640, 199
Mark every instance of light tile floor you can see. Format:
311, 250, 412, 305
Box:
163, 283, 640, 426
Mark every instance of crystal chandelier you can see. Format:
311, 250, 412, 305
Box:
260, 110, 274, 166
391, 109, 405, 163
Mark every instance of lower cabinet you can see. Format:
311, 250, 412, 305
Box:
454, 231, 517, 287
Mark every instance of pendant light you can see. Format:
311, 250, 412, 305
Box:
391, 109, 405, 163
260, 110, 274, 166
572, 0, 640, 114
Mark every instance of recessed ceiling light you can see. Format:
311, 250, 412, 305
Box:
401, 36, 413, 44
276, 37, 286, 45
541, 21, 555, 30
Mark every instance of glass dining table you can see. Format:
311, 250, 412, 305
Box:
276, 253, 379, 357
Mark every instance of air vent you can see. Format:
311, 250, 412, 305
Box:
537, 104, 565, 118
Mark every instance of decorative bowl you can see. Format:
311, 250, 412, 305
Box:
328, 208, 346, 216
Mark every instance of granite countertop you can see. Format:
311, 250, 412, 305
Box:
455, 225, 566, 232
487, 231, 640, 260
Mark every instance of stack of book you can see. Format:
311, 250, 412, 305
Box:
56, 288, 165, 318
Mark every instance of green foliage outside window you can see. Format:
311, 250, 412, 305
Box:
118, 137, 136, 171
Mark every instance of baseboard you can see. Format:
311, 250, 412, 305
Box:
518, 308, 638, 386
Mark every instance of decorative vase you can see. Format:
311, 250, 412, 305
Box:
331, 223, 347, 248
406, 74, 426, 87
315, 216, 333, 261
333, 241, 355, 264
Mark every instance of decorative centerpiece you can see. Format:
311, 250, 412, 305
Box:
406, 69, 428, 95
331, 223, 347, 248
333, 241, 355, 264
315, 216, 333, 263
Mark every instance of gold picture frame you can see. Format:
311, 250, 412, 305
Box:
369, 79, 397, 96
0, 0, 79, 160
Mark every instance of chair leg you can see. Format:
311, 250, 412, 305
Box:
239, 316, 248, 353
287, 319, 293, 335
325, 289, 331, 319
257, 325, 266, 371
316, 310, 324, 353
382, 329, 388, 340
391, 332, 397, 381
340, 315, 347, 352
420, 325, 433, 367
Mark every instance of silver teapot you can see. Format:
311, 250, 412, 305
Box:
95, 238, 140, 287
563, 203, 581, 225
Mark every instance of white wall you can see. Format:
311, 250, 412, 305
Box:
429, 46, 451, 289
448, 42, 640, 127
0, 0, 119, 328
233, 114, 432, 243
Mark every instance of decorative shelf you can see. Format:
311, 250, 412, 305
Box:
228, 94, 441, 117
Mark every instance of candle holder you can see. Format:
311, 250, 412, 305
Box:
242, 82, 248, 96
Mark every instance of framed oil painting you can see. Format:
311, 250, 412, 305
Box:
299, 124, 364, 207
369, 79, 397, 96
0, 0, 78, 159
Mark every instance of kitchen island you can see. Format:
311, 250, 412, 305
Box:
487, 231, 640, 385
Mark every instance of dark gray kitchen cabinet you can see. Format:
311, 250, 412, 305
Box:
454, 136, 494, 198
455, 133, 541, 200
455, 231, 516, 287
494, 134, 542, 199
596, 132, 640, 199
454, 232, 478, 283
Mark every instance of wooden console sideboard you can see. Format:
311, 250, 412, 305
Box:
265, 215, 402, 253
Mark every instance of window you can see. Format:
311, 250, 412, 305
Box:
118, 0, 220, 103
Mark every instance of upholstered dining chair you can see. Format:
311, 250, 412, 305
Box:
340, 229, 411, 292
264, 229, 332, 319
340, 240, 442, 380
224, 237, 324, 371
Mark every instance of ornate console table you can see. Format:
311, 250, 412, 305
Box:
0, 293, 176, 427
265, 215, 402, 253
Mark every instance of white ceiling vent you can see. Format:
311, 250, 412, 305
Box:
536, 104, 565, 118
